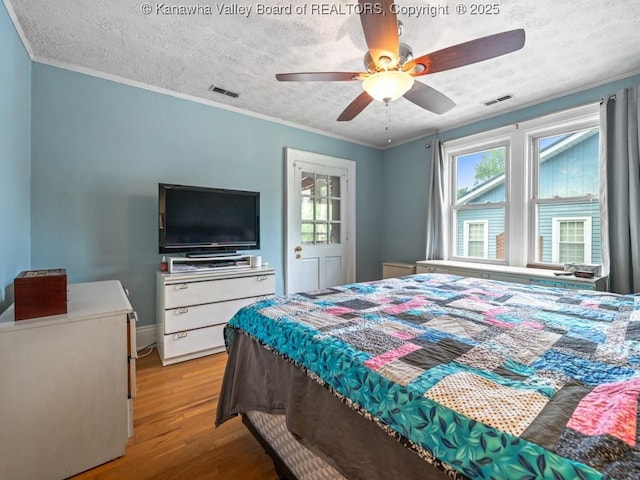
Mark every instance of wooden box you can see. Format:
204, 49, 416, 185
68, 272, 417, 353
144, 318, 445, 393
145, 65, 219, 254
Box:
14, 269, 68, 320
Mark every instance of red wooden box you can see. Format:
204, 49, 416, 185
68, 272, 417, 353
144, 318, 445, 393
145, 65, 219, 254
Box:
14, 269, 68, 320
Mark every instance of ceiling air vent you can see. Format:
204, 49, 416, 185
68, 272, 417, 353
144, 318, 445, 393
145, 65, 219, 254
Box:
484, 94, 513, 107
208, 85, 239, 99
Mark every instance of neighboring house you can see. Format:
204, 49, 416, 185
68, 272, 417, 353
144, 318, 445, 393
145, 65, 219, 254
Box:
456, 128, 601, 265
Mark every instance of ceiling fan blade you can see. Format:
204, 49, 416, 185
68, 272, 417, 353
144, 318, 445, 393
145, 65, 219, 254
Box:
358, 0, 399, 69
276, 72, 364, 82
404, 29, 525, 76
403, 81, 455, 114
337, 91, 374, 121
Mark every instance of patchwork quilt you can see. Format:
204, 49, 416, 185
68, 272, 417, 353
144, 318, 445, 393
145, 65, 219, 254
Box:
224, 274, 640, 479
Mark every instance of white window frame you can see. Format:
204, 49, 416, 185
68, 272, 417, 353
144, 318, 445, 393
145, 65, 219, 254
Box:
551, 216, 592, 263
443, 103, 600, 268
463, 220, 489, 258
525, 110, 600, 267
447, 132, 512, 264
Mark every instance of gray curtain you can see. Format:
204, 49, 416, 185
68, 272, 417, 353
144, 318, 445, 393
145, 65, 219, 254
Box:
602, 85, 640, 294
425, 140, 446, 259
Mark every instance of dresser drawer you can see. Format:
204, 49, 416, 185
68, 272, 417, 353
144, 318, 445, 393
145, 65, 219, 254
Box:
529, 278, 594, 290
164, 296, 267, 334
162, 323, 226, 359
164, 274, 275, 309
416, 265, 450, 275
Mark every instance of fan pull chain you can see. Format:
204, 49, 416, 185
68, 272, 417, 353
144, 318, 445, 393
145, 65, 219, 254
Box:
385, 100, 391, 143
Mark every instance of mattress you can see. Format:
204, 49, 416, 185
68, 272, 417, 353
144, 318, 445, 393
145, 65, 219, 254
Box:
217, 273, 640, 479
219, 330, 454, 480
244, 410, 345, 480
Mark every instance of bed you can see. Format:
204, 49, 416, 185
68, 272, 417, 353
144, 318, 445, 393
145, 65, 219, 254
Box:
215, 273, 640, 479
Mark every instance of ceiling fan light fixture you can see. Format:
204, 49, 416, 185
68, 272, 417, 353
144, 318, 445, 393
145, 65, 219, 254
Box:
362, 71, 414, 102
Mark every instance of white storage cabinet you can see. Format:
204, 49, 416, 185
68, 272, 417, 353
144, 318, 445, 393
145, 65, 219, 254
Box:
416, 260, 607, 291
156, 267, 276, 365
0, 280, 136, 480
382, 262, 417, 279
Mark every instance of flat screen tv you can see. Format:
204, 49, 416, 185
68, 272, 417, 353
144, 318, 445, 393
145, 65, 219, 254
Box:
158, 183, 260, 255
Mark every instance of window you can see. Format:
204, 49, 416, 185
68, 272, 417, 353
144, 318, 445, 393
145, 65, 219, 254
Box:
532, 127, 600, 265
452, 145, 507, 261
552, 217, 592, 263
444, 104, 601, 268
463, 220, 489, 258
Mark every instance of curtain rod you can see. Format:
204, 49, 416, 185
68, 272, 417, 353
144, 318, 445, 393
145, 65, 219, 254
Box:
600, 94, 616, 104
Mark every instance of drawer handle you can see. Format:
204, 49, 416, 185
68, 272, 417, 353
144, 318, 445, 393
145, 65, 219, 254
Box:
258, 275, 269, 281
175, 283, 189, 290
174, 331, 188, 340
176, 307, 189, 315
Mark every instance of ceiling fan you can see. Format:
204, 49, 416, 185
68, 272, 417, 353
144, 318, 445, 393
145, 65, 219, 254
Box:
275, 0, 525, 121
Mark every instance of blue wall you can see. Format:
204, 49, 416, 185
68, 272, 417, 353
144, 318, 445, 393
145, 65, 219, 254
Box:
30, 64, 384, 327
380, 140, 433, 263
4, 3, 640, 325
0, 2, 31, 311
381, 73, 640, 264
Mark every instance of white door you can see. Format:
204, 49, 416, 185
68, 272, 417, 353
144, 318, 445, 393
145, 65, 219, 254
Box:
285, 148, 356, 294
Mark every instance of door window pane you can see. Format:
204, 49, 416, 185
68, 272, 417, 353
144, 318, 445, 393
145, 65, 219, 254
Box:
329, 223, 340, 244
330, 199, 341, 221
329, 176, 341, 197
315, 198, 328, 221
301, 172, 314, 195
315, 175, 328, 197
301, 196, 314, 221
300, 172, 342, 245
301, 223, 314, 244
315, 223, 328, 244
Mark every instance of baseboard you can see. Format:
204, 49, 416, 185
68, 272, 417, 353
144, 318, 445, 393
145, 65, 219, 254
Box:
136, 324, 156, 352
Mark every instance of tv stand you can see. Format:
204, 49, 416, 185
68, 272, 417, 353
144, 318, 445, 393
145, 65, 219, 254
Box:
156, 267, 275, 365
186, 252, 243, 259
167, 255, 252, 273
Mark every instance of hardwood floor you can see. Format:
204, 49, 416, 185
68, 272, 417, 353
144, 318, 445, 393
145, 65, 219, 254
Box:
73, 349, 279, 480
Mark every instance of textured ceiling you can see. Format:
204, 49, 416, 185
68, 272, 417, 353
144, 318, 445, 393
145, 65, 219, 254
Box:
6, 0, 640, 148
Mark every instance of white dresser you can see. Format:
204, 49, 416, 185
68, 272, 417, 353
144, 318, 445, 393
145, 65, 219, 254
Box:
156, 267, 276, 365
0, 280, 136, 480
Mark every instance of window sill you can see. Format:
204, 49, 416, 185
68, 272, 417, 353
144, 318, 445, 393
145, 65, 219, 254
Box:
415, 260, 608, 291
